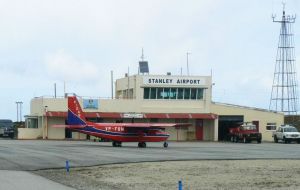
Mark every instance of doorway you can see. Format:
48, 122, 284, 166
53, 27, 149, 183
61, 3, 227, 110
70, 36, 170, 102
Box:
195, 119, 203, 140
218, 115, 244, 141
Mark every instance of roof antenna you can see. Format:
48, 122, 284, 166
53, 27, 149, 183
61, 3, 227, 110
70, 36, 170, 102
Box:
186, 52, 191, 76
138, 48, 149, 75
282, 1, 286, 15
141, 48, 144, 61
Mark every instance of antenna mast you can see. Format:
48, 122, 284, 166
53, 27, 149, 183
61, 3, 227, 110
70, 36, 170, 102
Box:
138, 48, 149, 75
269, 4, 298, 115
186, 52, 190, 76
141, 48, 144, 61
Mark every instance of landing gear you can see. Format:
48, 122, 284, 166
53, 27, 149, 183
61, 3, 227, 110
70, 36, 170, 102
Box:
138, 142, 146, 148
112, 141, 122, 147
163, 142, 168, 148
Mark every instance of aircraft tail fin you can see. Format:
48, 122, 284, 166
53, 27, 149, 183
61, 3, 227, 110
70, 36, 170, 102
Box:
67, 96, 87, 125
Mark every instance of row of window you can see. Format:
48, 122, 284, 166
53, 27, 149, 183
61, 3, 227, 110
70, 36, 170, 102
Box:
143, 87, 204, 100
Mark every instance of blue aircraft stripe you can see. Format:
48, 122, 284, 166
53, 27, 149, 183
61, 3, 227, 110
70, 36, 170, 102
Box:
77, 126, 169, 137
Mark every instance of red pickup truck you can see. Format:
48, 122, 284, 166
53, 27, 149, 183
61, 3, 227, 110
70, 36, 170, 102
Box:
229, 122, 262, 143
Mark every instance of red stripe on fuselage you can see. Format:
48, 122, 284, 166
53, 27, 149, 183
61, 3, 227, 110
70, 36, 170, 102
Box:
72, 127, 169, 142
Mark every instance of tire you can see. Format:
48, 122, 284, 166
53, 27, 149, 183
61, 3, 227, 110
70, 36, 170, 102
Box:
113, 141, 122, 147
117, 142, 122, 147
230, 136, 234, 142
274, 136, 278, 143
9, 133, 14, 139
283, 137, 288, 144
163, 142, 168, 148
297, 140, 300, 144
235, 136, 239, 143
138, 142, 146, 148
257, 139, 261, 144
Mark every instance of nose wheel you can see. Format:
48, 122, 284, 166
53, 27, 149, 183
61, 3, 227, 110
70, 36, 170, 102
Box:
163, 142, 168, 148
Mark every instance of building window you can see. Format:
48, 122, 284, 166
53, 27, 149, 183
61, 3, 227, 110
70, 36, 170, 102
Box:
128, 88, 133, 99
177, 88, 184, 99
197, 88, 204, 99
170, 88, 177, 99
191, 88, 197, 99
26, 118, 38, 128
163, 88, 170, 99
144, 88, 150, 99
157, 88, 164, 99
150, 88, 157, 99
266, 123, 276, 131
121, 88, 134, 99
184, 88, 191, 99
143, 87, 205, 100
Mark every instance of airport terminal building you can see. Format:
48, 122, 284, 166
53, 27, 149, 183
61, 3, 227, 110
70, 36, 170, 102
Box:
20, 74, 284, 142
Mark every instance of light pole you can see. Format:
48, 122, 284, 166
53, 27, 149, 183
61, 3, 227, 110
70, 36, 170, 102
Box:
20, 102, 23, 122
16, 102, 19, 122
44, 106, 48, 139
15, 101, 23, 122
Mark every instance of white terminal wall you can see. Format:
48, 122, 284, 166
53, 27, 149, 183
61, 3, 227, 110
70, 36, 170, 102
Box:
23, 74, 283, 141
211, 103, 284, 141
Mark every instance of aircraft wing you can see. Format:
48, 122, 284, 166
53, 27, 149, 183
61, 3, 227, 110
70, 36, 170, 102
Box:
94, 123, 191, 128
121, 123, 191, 128
122, 123, 176, 128
52, 125, 86, 129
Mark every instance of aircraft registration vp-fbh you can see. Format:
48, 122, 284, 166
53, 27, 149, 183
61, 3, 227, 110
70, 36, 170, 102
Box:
60, 96, 190, 148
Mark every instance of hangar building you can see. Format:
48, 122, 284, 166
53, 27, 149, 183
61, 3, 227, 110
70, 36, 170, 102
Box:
21, 74, 283, 141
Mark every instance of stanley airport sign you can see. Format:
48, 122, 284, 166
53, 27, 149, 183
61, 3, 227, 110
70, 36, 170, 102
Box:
143, 76, 207, 86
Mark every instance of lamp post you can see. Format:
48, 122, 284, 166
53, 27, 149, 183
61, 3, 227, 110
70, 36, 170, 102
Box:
44, 106, 48, 139
15, 101, 23, 122
16, 102, 19, 122
20, 102, 23, 122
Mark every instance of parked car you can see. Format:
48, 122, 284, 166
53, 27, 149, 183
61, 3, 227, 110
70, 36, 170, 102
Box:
228, 122, 262, 143
0, 119, 14, 138
272, 125, 300, 144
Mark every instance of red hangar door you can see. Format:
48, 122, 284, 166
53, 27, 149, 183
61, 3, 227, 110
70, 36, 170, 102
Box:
195, 119, 203, 140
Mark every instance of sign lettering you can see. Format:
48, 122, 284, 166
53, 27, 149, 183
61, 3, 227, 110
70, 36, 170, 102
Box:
143, 76, 206, 86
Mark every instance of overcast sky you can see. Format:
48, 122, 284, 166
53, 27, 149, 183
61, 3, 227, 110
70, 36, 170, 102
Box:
0, 0, 300, 121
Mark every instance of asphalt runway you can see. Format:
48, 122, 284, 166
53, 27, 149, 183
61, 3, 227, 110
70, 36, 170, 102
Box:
0, 140, 300, 171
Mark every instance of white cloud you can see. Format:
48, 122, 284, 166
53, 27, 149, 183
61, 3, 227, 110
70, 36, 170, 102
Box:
0, 0, 300, 119
45, 49, 100, 83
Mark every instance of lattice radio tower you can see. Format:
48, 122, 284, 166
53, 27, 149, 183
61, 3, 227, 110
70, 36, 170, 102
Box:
269, 5, 298, 115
